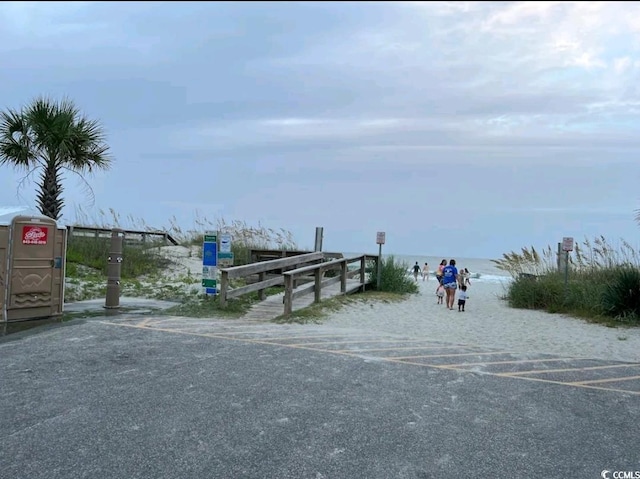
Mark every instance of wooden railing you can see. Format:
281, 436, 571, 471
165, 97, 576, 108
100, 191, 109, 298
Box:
250, 249, 344, 263
283, 254, 378, 316
219, 252, 325, 307
67, 225, 179, 246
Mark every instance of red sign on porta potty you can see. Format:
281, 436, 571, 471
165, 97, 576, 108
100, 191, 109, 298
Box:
22, 225, 49, 245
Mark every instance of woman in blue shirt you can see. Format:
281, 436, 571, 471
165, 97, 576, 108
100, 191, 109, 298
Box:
441, 259, 460, 310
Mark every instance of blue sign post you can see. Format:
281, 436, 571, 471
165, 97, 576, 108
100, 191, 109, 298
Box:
202, 232, 218, 295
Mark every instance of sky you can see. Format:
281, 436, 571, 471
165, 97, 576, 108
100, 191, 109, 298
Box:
1, 1, 640, 259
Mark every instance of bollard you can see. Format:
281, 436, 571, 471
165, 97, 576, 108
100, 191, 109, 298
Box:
105, 228, 124, 309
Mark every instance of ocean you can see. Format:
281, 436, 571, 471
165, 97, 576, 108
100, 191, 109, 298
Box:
344, 253, 511, 284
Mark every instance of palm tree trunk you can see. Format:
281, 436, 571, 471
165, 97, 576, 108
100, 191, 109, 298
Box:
36, 161, 64, 220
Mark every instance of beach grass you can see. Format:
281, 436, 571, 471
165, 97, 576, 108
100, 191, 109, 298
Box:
64, 207, 415, 317
373, 255, 419, 294
65, 207, 298, 304
493, 236, 640, 325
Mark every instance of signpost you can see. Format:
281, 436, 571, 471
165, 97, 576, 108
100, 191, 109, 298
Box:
376, 232, 386, 289
218, 232, 234, 267
561, 236, 573, 294
202, 232, 218, 295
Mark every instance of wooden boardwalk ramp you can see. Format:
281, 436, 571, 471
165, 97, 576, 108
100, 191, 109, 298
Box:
242, 278, 364, 321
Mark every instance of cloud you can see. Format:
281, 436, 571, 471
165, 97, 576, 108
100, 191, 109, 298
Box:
2, 1, 640, 257
136, 1, 640, 165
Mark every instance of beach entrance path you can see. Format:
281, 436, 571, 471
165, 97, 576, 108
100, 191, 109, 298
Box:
241, 278, 365, 321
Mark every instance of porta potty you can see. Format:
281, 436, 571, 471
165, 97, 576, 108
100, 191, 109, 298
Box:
0, 207, 67, 323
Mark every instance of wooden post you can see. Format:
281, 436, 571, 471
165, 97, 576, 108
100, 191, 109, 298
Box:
340, 260, 347, 293
258, 271, 266, 300
377, 245, 382, 290
284, 274, 294, 316
314, 227, 324, 252
314, 268, 322, 303
557, 242, 562, 271
219, 270, 229, 307
360, 256, 366, 292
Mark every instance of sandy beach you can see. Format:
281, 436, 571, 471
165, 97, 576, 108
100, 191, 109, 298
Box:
90, 245, 640, 364
320, 279, 640, 364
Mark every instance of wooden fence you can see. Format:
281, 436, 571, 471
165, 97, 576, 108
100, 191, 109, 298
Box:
282, 255, 378, 316
67, 225, 178, 245
250, 248, 344, 263
219, 252, 325, 307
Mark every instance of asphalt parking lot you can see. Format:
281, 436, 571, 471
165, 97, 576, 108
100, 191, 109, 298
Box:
1, 315, 639, 479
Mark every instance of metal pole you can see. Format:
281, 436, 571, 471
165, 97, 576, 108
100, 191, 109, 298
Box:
105, 228, 124, 309
377, 243, 382, 289
564, 250, 569, 294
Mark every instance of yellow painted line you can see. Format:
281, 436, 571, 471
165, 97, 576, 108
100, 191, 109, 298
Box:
494, 373, 640, 396
98, 321, 640, 397
97, 321, 364, 357
569, 375, 640, 385
293, 339, 468, 347
502, 363, 640, 376
334, 345, 476, 353
392, 351, 515, 360
244, 333, 379, 341
137, 318, 154, 327
438, 358, 581, 367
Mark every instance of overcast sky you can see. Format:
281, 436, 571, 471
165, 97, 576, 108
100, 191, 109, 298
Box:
1, 1, 639, 258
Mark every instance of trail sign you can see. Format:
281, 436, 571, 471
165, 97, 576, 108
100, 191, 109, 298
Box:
562, 237, 574, 252
202, 231, 218, 294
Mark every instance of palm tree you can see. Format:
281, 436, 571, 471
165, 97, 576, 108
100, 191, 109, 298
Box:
0, 96, 111, 220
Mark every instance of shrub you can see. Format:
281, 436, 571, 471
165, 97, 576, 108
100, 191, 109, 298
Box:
601, 267, 640, 321
495, 235, 640, 324
66, 236, 170, 279
373, 255, 419, 294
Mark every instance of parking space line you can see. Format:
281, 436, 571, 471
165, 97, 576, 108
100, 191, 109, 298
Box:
501, 373, 640, 395
99, 321, 640, 396
438, 358, 581, 367
334, 345, 476, 353
293, 339, 467, 347
392, 351, 515, 360
251, 334, 379, 341
502, 363, 640, 376
568, 375, 640, 385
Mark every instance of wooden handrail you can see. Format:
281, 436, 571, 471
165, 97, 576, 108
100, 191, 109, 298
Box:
282, 254, 379, 316
220, 252, 324, 279
219, 251, 325, 306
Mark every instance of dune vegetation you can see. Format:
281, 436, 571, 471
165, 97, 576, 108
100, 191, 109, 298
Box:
64, 207, 416, 319
493, 236, 640, 325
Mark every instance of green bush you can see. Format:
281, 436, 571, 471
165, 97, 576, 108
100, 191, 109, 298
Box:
66, 236, 170, 279
498, 235, 640, 324
507, 273, 564, 310
373, 255, 419, 294
601, 267, 640, 321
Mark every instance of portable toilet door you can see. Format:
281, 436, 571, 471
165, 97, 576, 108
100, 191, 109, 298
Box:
3, 215, 66, 322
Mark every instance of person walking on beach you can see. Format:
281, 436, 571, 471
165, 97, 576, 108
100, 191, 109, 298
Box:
458, 284, 469, 312
441, 259, 459, 310
412, 262, 421, 282
434, 259, 446, 292
422, 262, 429, 281
463, 268, 471, 286
436, 283, 445, 304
